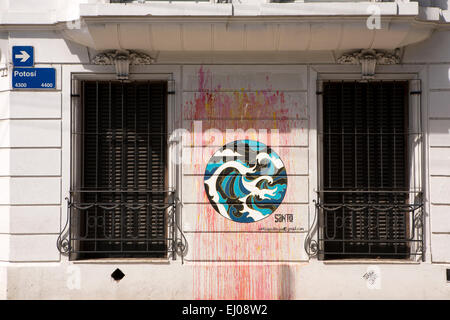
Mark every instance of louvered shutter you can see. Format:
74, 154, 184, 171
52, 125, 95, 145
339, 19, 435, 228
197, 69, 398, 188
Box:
322, 81, 409, 259
78, 81, 167, 258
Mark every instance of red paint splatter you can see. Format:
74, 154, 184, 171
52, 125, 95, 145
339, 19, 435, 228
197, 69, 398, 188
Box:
190, 67, 303, 299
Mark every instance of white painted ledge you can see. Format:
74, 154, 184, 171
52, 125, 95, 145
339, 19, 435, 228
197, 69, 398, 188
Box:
61, 17, 435, 51
259, 2, 403, 16
0, 2, 426, 25
55, 2, 436, 52
78, 2, 420, 17
0, 2, 445, 52
79, 3, 234, 17
323, 259, 421, 264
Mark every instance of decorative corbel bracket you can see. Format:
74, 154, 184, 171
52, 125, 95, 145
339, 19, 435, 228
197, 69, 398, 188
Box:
337, 49, 401, 80
92, 50, 155, 80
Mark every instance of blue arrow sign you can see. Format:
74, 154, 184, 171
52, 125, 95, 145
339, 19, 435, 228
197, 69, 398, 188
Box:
12, 68, 56, 89
12, 46, 34, 67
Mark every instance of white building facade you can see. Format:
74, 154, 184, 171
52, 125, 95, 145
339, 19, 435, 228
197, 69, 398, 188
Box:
0, 0, 449, 299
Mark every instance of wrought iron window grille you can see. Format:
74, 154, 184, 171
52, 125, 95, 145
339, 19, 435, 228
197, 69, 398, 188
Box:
58, 80, 186, 261
307, 80, 424, 261
312, 194, 424, 260
58, 191, 187, 261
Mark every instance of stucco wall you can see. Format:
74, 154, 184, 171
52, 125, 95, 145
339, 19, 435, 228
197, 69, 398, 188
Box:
0, 26, 449, 299
0, 32, 65, 263
180, 65, 310, 298
404, 29, 450, 263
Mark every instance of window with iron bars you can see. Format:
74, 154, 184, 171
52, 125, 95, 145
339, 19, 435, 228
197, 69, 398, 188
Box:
65, 80, 178, 260
315, 80, 424, 261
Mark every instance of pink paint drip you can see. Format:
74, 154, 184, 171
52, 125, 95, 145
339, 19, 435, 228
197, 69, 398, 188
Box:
186, 66, 307, 122
191, 67, 298, 300
193, 264, 294, 300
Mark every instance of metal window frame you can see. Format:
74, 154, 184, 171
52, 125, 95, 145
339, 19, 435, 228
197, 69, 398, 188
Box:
57, 72, 187, 262
313, 76, 424, 262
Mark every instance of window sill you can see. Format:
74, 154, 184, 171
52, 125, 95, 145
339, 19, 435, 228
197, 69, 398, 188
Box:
71, 258, 171, 265
323, 259, 421, 265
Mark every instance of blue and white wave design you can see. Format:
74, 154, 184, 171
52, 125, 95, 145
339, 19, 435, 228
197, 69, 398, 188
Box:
204, 140, 287, 223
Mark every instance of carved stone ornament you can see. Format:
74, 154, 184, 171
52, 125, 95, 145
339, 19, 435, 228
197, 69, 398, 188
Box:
91, 50, 155, 80
337, 49, 401, 79
91, 52, 115, 65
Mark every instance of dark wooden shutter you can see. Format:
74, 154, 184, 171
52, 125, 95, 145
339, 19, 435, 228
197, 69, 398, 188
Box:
322, 81, 409, 259
78, 81, 167, 258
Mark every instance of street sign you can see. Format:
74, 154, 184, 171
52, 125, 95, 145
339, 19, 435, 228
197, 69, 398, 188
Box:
12, 46, 34, 67
12, 68, 56, 89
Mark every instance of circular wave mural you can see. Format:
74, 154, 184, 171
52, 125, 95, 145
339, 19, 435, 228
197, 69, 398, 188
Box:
204, 140, 288, 223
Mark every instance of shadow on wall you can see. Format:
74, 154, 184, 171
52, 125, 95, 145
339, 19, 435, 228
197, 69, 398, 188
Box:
416, 0, 448, 10
279, 264, 295, 299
